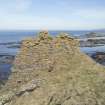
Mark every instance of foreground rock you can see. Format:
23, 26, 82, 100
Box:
1, 31, 105, 105
0, 79, 40, 105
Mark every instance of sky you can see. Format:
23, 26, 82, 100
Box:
0, 0, 105, 30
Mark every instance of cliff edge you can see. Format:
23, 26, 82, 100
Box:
1, 31, 105, 105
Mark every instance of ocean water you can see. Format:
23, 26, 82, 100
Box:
0, 30, 105, 55
0, 64, 11, 80
0, 30, 90, 55
0, 30, 90, 43
0, 30, 105, 43
0, 30, 36, 43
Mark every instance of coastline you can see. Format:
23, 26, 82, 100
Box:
0, 31, 105, 82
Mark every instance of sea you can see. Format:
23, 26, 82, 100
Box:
0, 30, 105, 55
0, 30, 105, 82
0, 30, 89, 55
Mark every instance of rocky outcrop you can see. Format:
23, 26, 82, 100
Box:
80, 38, 105, 47
91, 52, 105, 65
79, 32, 105, 47
0, 55, 14, 64
1, 31, 105, 105
85, 32, 105, 38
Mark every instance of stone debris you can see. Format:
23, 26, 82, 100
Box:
0, 79, 40, 105
15, 79, 40, 96
0, 92, 14, 105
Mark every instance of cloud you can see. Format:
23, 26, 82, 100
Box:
1, 15, 105, 30
15, 0, 32, 13
0, 0, 32, 14
0, 0, 105, 30
74, 9, 105, 19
